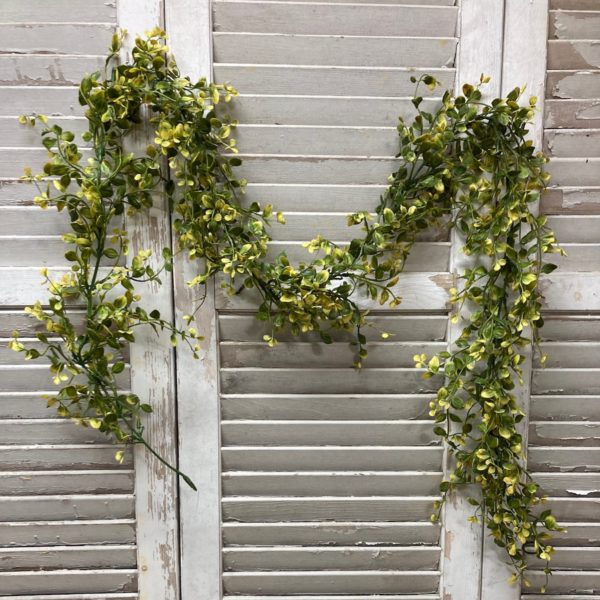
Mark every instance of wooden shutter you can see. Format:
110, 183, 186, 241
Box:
522, 1, 600, 596
0, 2, 138, 597
209, 1, 458, 597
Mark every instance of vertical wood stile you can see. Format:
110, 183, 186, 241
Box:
479, 2, 549, 599
164, 1, 222, 599
118, 2, 181, 599
443, 1, 505, 599
481, 0, 548, 600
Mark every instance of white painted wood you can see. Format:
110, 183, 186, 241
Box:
214, 65, 454, 97
488, 3, 549, 598
221, 394, 437, 420
213, 2, 458, 36
164, 1, 221, 599
221, 420, 439, 446
529, 421, 600, 446
550, 10, 600, 39
222, 521, 441, 546
530, 395, 600, 421
214, 33, 457, 67
222, 447, 443, 471
0, 545, 136, 571
2, 0, 116, 22
223, 546, 441, 570
443, 2, 506, 598
222, 570, 441, 594
0, 495, 135, 521
0, 55, 105, 87
0, 570, 137, 596
0, 519, 136, 546
220, 341, 446, 368
0, 24, 114, 55
230, 95, 443, 126
548, 40, 600, 69
219, 314, 448, 342
545, 98, 600, 129
117, 3, 179, 600
222, 472, 442, 496
0, 470, 134, 495
222, 497, 439, 522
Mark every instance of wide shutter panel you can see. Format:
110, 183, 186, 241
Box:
0, 2, 138, 597
522, 3, 600, 597
213, 1, 458, 597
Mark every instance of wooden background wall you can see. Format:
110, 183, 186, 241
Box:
0, 1, 599, 599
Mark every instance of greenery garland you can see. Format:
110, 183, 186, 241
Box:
11, 30, 564, 583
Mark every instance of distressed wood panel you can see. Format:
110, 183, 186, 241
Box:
536, 342, 600, 367
0, 520, 136, 546
529, 547, 600, 569
547, 70, 600, 100
213, 2, 458, 36
234, 156, 399, 185
533, 472, 600, 496
222, 571, 440, 595
551, 0, 600, 7
221, 395, 436, 421
529, 422, 600, 446
531, 396, 600, 421
549, 10, 600, 40
220, 342, 446, 368
542, 187, 600, 214
2, 1, 116, 22
0, 570, 137, 595
0, 471, 134, 495
221, 447, 442, 471
542, 317, 600, 341
532, 369, 600, 395
214, 34, 457, 68
539, 273, 600, 311
529, 447, 600, 471
545, 129, 600, 157
0, 87, 82, 117
547, 158, 600, 186
0, 545, 136, 571
215, 66, 454, 98
222, 472, 443, 497
221, 420, 438, 446
222, 497, 438, 523
230, 95, 442, 127
219, 314, 448, 342
545, 99, 600, 129
221, 522, 441, 546
223, 546, 441, 571
0, 24, 113, 56
220, 368, 441, 395
548, 40, 600, 70
235, 125, 398, 157
0, 445, 132, 470
0, 496, 135, 521
525, 571, 600, 594
0, 55, 105, 87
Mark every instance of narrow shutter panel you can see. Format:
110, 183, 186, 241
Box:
0, 2, 138, 597
213, 1, 458, 596
523, 3, 600, 596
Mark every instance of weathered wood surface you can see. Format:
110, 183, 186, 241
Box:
215, 65, 455, 97
214, 34, 457, 67
549, 10, 600, 39
213, 2, 458, 36
222, 570, 440, 595
222, 521, 441, 546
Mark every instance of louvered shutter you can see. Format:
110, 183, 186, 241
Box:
210, 1, 458, 596
522, 1, 600, 596
0, 2, 138, 597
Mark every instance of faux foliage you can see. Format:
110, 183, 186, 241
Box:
11, 31, 563, 583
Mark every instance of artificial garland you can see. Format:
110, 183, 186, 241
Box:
11, 30, 564, 581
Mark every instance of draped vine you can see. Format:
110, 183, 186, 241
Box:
11, 30, 564, 582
